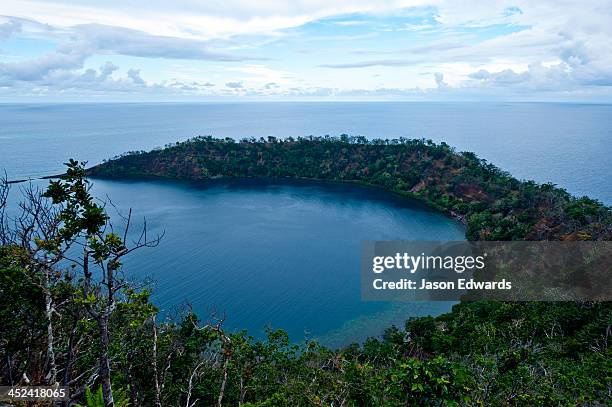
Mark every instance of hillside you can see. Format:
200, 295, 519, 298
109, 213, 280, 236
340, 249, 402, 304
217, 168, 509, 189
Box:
89, 136, 612, 241
1, 142, 610, 405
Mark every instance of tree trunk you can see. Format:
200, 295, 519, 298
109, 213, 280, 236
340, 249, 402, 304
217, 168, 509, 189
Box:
127, 364, 139, 407
152, 315, 162, 407
217, 357, 229, 407
98, 314, 115, 407
239, 376, 247, 405
43, 279, 57, 385
62, 316, 79, 386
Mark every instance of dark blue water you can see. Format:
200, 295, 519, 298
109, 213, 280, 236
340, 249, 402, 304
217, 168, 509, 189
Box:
89, 179, 464, 346
0, 102, 610, 203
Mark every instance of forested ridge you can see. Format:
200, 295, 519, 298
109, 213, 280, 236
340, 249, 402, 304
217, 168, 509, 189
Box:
89, 136, 611, 241
0, 137, 611, 406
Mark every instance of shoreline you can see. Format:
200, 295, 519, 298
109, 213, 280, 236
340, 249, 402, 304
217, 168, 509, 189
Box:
86, 172, 470, 227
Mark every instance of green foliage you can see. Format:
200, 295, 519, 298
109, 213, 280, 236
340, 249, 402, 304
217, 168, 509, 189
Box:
1, 145, 611, 405
384, 357, 465, 405
75, 385, 129, 407
44, 159, 109, 243
89, 136, 612, 241
242, 392, 289, 407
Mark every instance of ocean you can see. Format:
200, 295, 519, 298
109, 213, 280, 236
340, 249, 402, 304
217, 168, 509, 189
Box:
1, 102, 610, 203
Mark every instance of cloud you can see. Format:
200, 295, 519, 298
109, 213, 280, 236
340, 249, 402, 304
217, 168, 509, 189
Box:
0, 17, 263, 96
127, 68, 145, 85
316, 1, 612, 98
332, 20, 367, 26
468, 68, 529, 84
1, 0, 612, 100
465, 60, 612, 92
351, 41, 465, 56
69, 24, 250, 61
0, 59, 224, 100
320, 59, 416, 68
434, 72, 448, 88
0, 18, 22, 40
225, 81, 244, 89
0, 19, 257, 87
0, 0, 421, 41
0, 49, 88, 81
227, 64, 294, 86
99, 61, 119, 80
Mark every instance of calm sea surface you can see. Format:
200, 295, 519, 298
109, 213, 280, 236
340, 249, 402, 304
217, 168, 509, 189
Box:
1, 102, 610, 345
90, 179, 464, 346
1, 102, 610, 203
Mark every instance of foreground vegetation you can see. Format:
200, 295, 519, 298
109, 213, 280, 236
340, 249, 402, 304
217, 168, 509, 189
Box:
1, 137, 611, 406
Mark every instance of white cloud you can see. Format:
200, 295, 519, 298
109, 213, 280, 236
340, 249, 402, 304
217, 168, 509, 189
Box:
68, 24, 251, 61
0, 0, 611, 100
227, 64, 295, 86
0, 0, 428, 40
0, 49, 87, 81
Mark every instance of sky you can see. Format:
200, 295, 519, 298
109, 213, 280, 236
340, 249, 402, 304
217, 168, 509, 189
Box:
1, 0, 611, 101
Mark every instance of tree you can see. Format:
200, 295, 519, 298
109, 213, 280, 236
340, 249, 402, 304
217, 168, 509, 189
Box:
1, 161, 161, 406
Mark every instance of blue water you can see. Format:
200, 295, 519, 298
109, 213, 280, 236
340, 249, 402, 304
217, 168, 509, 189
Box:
1, 102, 611, 203
92, 179, 464, 346
1, 102, 611, 345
